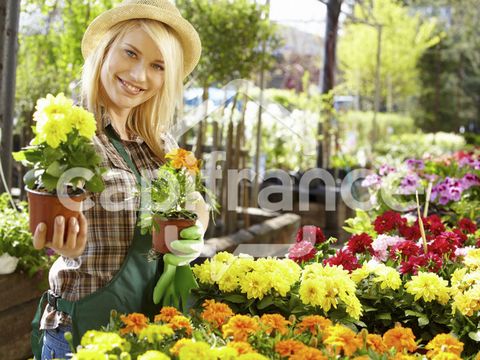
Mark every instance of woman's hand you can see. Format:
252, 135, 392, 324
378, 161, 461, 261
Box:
33, 214, 88, 258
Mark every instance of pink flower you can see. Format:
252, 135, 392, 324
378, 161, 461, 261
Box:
288, 240, 317, 263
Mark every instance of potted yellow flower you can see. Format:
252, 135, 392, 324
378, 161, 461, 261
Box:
139, 148, 215, 254
13, 93, 105, 242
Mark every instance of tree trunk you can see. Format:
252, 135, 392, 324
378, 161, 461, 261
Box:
0, 0, 21, 193
317, 0, 342, 168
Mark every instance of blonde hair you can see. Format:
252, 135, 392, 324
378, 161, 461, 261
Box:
81, 19, 184, 160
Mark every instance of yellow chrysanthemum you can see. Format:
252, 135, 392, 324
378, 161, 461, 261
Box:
170, 338, 193, 356
80, 330, 125, 352
218, 270, 240, 292
351, 265, 371, 283
211, 346, 238, 360
464, 249, 480, 269
69, 106, 96, 139
138, 324, 174, 343
178, 341, 212, 360
404, 272, 450, 304
192, 260, 215, 285
372, 265, 402, 290
452, 284, 480, 316
431, 353, 462, 360
213, 251, 235, 263
425, 334, 464, 358
71, 348, 107, 360
138, 350, 171, 360
239, 270, 271, 300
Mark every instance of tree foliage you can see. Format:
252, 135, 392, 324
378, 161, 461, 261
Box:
15, 0, 121, 135
337, 0, 441, 110
176, 0, 282, 87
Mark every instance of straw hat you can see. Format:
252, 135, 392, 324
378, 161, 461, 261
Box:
81, 0, 201, 79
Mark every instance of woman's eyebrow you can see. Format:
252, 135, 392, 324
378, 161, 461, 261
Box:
125, 43, 164, 63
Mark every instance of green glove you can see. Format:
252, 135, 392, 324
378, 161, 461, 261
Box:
152, 224, 203, 310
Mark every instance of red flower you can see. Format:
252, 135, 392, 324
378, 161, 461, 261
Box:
422, 215, 445, 236
428, 231, 461, 259
373, 211, 406, 234
399, 223, 421, 242
323, 249, 360, 272
347, 233, 374, 255
399, 253, 442, 275
296, 225, 325, 244
390, 240, 420, 261
458, 218, 477, 234
452, 229, 468, 244
288, 240, 317, 263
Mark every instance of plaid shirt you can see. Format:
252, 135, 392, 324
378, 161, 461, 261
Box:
40, 122, 178, 329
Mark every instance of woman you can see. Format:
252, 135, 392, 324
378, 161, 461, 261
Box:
30, 1, 208, 359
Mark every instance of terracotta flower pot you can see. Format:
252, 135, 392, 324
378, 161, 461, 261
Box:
26, 187, 87, 244
152, 217, 196, 254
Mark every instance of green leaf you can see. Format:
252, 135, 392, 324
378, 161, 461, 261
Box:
418, 317, 429, 327
23, 169, 37, 189
468, 331, 480, 342
405, 310, 425, 318
46, 161, 66, 177
257, 295, 273, 310
12, 151, 26, 161
42, 173, 59, 192
85, 175, 105, 193
375, 313, 392, 321
223, 294, 247, 303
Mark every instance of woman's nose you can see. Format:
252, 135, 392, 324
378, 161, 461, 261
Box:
130, 61, 147, 83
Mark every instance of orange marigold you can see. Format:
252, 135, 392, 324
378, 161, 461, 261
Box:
426, 334, 464, 358
260, 313, 290, 335
154, 306, 181, 323
167, 315, 193, 336
383, 324, 417, 353
366, 333, 388, 353
274, 339, 306, 357
294, 315, 332, 337
391, 354, 417, 360
323, 324, 362, 357
222, 315, 259, 342
165, 148, 199, 174
200, 299, 234, 329
227, 341, 255, 355
120, 313, 148, 335
169, 338, 194, 356
290, 346, 328, 360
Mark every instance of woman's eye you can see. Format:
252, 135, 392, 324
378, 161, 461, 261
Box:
152, 63, 164, 71
125, 50, 136, 58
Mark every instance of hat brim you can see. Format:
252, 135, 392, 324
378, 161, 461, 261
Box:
81, 4, 201, 79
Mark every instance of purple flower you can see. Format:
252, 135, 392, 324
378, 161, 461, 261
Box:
447, 186, 462, 202
45, 248, 55, 257
399, 174, 420, 195
406, 159, 425, 170
379, 164, 396, 176
362, 174, 382, 188
461, 173, 480, 189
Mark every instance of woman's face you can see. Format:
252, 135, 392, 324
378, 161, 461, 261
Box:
100, 26, 165, 114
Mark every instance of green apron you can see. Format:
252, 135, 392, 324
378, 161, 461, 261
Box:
31, 126, 162, 359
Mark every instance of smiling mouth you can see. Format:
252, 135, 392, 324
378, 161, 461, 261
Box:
117, 77, 145, 95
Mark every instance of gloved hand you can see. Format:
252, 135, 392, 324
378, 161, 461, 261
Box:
153, 223, 204, 310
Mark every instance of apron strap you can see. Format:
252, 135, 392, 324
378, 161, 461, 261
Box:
104, 125, 142, 184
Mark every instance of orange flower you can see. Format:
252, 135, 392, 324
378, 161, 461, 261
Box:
200, 299, 234, 329
294, 315, 332, 337
154, 306, 181, 323
366, 333, 388, 353
167, 315, 193, 336
120, 313, 148, 335
260, 313, 290, 335
227, 341, 255, 355
274, 339, 306, 357
323, 324, 362, 357
426, 334, 464, 358
391, 354, 417, 360
222, 315, 259, 342
352, 357, 370, 360
169, 338, 194, 356
165, 148, 199, 174
383, 324, 417, 353
290, 346, 328, 360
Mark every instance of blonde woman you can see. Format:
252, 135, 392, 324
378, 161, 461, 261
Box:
30, 1, 208, 359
